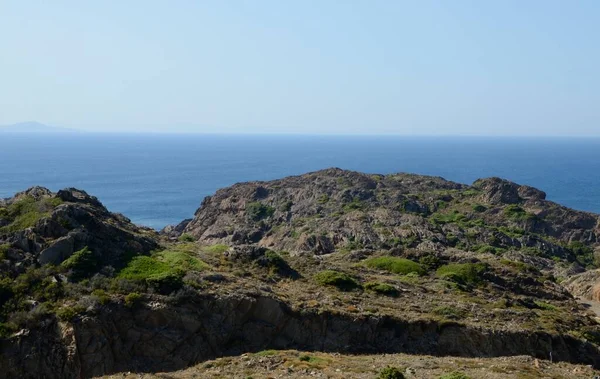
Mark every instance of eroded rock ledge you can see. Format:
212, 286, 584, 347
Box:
2, 292, 600, 378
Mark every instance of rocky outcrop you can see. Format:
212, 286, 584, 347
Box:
180, 168, 600, 257
0, 187, 158, 270
2, 293, 600, 378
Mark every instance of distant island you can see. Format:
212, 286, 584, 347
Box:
0, 121, 76, 133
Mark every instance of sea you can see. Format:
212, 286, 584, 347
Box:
1, 133, 599, 230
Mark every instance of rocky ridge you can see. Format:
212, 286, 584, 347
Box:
1, 169, 600, 378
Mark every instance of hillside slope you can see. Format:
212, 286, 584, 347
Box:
1, 170, 600, 378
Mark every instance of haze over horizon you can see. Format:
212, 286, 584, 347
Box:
1, 1, 599, 136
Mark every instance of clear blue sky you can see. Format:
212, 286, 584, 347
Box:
1, 1, 598, 135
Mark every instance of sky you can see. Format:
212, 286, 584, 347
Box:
0, 1, 599, 135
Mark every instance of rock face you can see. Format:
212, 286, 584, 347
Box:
181, 168, 600, 257
0, 187, 158, 270
2, 293, 600, 379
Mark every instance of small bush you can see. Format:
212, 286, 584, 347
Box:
364, 282, 399, 296
432, 306, 464, 319
377, 366, 405, 379
439, 372, 470, 379
430, 210, 467, 225
178, 233, 195, 242
472, 204, 486, 213
91, 289, 111, 305
314, 270, 360, 291
0, 243, 10, 260
124, 292, 142, 307
436, 263, 487, 286
246, 202, 275, 221
56, 305, 85, 321
364, 256, 425, 276
61, 247, 98, 280
504, 205, 537, 222
534, 300, 557, 311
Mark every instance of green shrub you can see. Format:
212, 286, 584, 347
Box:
246, 202, 275, 221
263, 250, 286, 268
61, 247, 98, 280
439, 372, 470, 379
91, 289, 110, 305
314, 270, 360, 291
472, 204, 486, 213
534, 300, 557, 311
0, 243, 9, 260
364, 256, 425, 276
178, 233, 195, 242
504, 205, 537, 221
430, 210, 467, 225
317, 194, 329, 204
0, 278, 14, 306
0, 322, 16, 338
124, 292, 142, 307
568, 241, 595, 267
364, 282, 398, 296
432, 306, 464, 319
56, 305, 85, 321
343, 197, 365, 211
436, 263, 487, 286
280, 200, 294, 211
205, 244, 229, 254
419, 253, 441, 269
377, 366, 405, 379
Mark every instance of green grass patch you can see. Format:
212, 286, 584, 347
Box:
178, 233, 195, 242
364, 282, 399, 296
0, 196, 63, 233
314, 270, 360, 291
436, 263, 487, 286
430, 210, 467, 225
204, 244, 229, 254
117, 250, 207, 291
364, 256, 425, 276
504, 204, 537, 222
534, 300, 557, 311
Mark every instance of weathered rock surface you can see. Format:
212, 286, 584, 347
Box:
2, 293, 600, 379
0, 187, 158, 270
181, 168, 600, 258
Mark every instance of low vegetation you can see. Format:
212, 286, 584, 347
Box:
314, 270, 360, 291
364, 256, 425, 276
436, 263, 487, 287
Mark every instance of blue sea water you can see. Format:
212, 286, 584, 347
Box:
0, 134, 599, 229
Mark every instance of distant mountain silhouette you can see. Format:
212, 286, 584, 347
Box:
0, 121, 76, 133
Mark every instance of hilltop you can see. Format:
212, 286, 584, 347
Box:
1, 169, 600, 378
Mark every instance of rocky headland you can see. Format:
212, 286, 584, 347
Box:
1, 168, 600, 378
